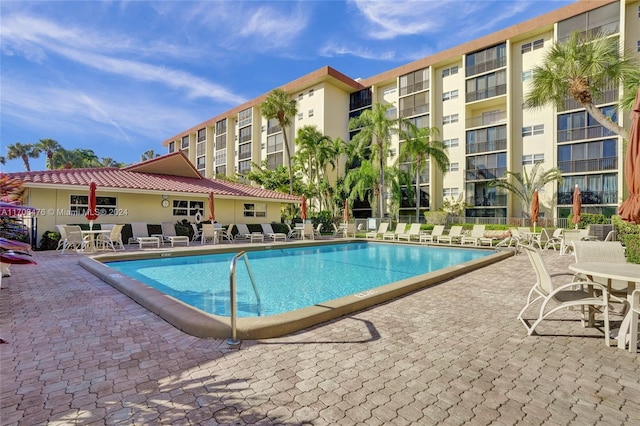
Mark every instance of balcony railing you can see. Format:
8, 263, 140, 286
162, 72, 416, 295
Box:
557, 125, 616, 143
466, 139, 507, 155
466, 84, 507, 103
557, 190, 618, 205
560, 88, 618, 111
239, 134, 252, 143
465, 56, 507, 77
266, 125, 282, 135
466, 194, 508, 207
558, 157, 617, 173
399, 104, 429, 118
399, 81, 429, 96
466, 111, 506, 128
465, 167, 506, 181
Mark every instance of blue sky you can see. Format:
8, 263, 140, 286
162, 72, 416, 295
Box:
1, 0, 574, 173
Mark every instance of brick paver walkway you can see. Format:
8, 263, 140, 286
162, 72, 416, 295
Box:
1, 248, 639, 425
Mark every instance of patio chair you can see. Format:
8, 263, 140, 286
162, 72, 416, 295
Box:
201, 223, 217, 244
55, 224, 68, 251
560, 230, 582, 255
437, 225, 464, 244
397, 223, 422, 242
128, 222, 150, 244
234, 223, 264, 242
161, 222, 190, 247
366, 222, 388, 239
528, 228, 553, 250
460, 225, 486, 246
419, 225, 445, 244
98, 224, 125, 251
215, 223, 233, 242
517, 245, 610, 345
262, 223, 287, 241
60, 225, 87, 254
191, 223, 202, 242
630, 289, 640, 353
382, 223, 406, 240
544, 228, 564, 251
301, 223, 315, 240
312, 223, 323, 239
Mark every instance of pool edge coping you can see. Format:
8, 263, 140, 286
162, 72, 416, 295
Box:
78, 241, 514, 340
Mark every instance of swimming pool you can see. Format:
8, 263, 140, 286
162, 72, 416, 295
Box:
80, 240, 512, 339
105, 242, 491, 317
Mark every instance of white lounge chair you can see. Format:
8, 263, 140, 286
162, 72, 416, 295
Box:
366, 222, 388, 239
382, 223, 406, 240
261, 223, 287, 241
437, 226, 464, 244
234, 224, 264, 242
460, 225, 486, 246
161, 222, 190, 247
397, 223, 422, 242
98, 224, 125, 251
419, 225, 444, 243
517, 245, 610, 345
128, 222, 149, 244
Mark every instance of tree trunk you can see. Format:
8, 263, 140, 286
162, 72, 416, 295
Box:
583, 102, 628, 140
282, 126, 294, 195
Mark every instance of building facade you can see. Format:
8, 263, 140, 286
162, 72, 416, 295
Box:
162, 0, 640, 222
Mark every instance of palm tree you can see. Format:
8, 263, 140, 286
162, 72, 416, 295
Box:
36, 138, 62, 170
0, 156, 6, 165
51, 148, 100, 169
398, 124, 449, 221
99, 157, 123, 168
141, 149, 159, 162
261, 89, 298, 195
489, 163, 563, 219
344, 160, 378, 214
6, 142, 40, 171
525, 31, 640, 139
349, 103, 403, 218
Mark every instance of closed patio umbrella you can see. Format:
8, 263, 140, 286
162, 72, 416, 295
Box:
85, 182, 99, 230
301, 196, 307, 221
208, 192, 215, 222
618, 88, 640, 224
531, 191, 539, 232
572, 184, 582, 229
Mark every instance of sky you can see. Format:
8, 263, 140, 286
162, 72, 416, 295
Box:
1, 0, 575, 173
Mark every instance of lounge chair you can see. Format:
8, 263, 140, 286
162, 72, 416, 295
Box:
419, 225, 445, 243
437, 225, 464, 244
160, 222, 190, 247
517, 245, 610, 345
128, 222, 150, 244
397, 223, 422, 242
98, 224, 125, 251
366, 222, 389, 239
234, 224, 264, 242
262, 223, 287, 241
460, 225, 486, 246
382, 223, 406, 240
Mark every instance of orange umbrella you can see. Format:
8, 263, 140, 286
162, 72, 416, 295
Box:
618, 87, 640, 224
344, 199, 349, 222
85, 182, 99, 230
301, 196, 307, 221
572, 184, 582, 229
208, 192, 215, 222
531, 191, 539, 231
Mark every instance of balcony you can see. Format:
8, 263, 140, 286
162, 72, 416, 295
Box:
466, 111, 506, 128
466, 139, 507, 155
465, 167, 506, 181
267, 125, 282, 135
465, 56, 507, 77
557, 125, 616, 143
466, 84, 507, 103
558, 157, 617, 173
560, 87, 618, 111
558, 190, 618, 205
466, 194, 508, 208
399, 104, 429, 118
399, 81, 429, 96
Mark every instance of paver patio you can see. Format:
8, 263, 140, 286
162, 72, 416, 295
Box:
1, 247, 639, 425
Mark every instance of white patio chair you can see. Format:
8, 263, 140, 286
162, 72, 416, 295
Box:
419, 225, 445, 243
98, 224, 125, 251
460, 225, 486, 246
397, 223, 422, 242
437, 225, 464, 244
262, 223, 287, 241
366, 222, 388, 239
161, 222, 190, 247
191, 223, 202, 242
382, 223, 406, 240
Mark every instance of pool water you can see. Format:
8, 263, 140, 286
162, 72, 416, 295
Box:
106, 242, 490, 317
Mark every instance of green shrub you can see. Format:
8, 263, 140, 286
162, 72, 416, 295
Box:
623, 234, 640, 264
424, 211, 447, 225
567, 212, 608, 228
39, 231, 61, 251
612, 215, 640, 243
310, 210, 334, 233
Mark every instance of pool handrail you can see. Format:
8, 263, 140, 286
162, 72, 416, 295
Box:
228, 251, 261, 345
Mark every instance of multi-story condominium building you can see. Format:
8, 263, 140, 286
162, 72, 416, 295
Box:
162, 0, 640, 222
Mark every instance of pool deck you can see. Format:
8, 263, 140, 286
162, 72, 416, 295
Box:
1, 242, 639, 425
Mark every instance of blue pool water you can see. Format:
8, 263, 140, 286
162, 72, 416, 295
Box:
106, 242, 489, 317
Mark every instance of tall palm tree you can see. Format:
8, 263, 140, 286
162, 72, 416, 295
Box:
36, 138, 61, 170
261, 89, 298, 195
349, 103, 403, 218
51, 148, 100, 169
141, 149, 159, 162
100, 157, 124, 168
344, 160, 378, 215
6, 142, 40, 171
489, 163, 563, 219
398, 124, 449, 221
525, 31, 640, 139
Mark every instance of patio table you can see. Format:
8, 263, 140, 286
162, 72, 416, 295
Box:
80, 230, 111, 253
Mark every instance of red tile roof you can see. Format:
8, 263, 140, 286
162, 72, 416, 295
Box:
9, 167, 300, 202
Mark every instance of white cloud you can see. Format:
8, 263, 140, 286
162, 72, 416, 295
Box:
319, 41, 397, 61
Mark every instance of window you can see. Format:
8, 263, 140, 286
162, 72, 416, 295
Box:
196, 156, 206, 169
465, 42, 506, 77
446, 163, 459, 172
443, 188, 459, 197
522, 154, 545, 165
168, 141, 175, 153
238, 142, 251, 160
441, 65, 459, 77
442, 90, 459, 101
70, 195, 118, 216
383, 87, 396, 96
266, 133, 283, 153
197, 128, 206, 142
243, 203, 267, 218
521, 70, 533, 81
521, 38, 544, 53
637, 40, 640, 53
399, 92, 429, 118
522, 124, 544, 137
308, 109, 314, 117
172, 200, 204, 217
238, 108, 252, 127
399, 67, 429, 96
181, 136, 189, 149
308, 89, 314, 97
443, 114, 459, 124
238, 125, 252, 143
215, 118, 227, 135
298, 113, 303, 120
444, 138, 459, 148
466, 69, 507, 102
298, 93, 303, 101
215, 149, 226, 166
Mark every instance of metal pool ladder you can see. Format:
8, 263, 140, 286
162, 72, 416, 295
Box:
227, 251, 261, 346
